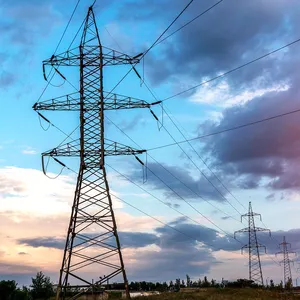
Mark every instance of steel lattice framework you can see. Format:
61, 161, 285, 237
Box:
234, 202, 270, 286
33, 6, 158, 300
276, 236, 295, 288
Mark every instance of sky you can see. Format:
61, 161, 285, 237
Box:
1, 0, 300, 287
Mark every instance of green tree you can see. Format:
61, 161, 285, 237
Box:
198, 279, 202, 287
285, 277, 293, 290
0, 280, 17, 300
186, 274, 191, 287
202, 276, 210, 287
30, 271, 54, 300
14, 287, 30, 300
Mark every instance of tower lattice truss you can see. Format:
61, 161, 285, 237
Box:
276, 236, 295, 288
33, 6, 158, 299
234, 202, 270, 286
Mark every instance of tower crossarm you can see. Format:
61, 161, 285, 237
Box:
42, 139, 146, 158
241, 212, 262, 221
234, 227, 249, 238
43, 46, 142, 69
241, 244, 266, 254
33, 92, 159, 111
254, 227, 271, 235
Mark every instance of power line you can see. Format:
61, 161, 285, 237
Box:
144, 0, 194, 57
111, 191, 243, 252
53, 0, 81, 56
93, 12, 243, 226
36, 6, 85, 104
140, 71, 295, 260
147, 107, 300, 151
141, 77, 284, 264
145, 83, 285, 255
154, 0, 224, 47
163, 37, 300, 101
105, 0, 194, 97
142, 80, 243, 216
106, 114, 241, 221
107, 163, 241, 240
162, 104, 246, 211
64, 163, 241, 252
144, 82, 287, 254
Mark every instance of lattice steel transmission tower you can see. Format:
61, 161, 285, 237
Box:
276, 236, 295, 288
33, 5, 158, 300
234, 202, 270, 286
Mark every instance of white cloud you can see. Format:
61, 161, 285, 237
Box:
190, 78, 289, 107
22, 149, 37, 155
21, 147, 37, 155
0, 166, 128, 215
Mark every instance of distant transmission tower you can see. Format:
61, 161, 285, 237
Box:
234, 202, 270, 286
33, 5, 159, 300
276, 236, 295, 288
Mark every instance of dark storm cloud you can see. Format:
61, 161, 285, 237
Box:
127, 217, 241, 280
155, 218, 240, 252
17, 218, 241, 254
256, 228, 300, 255
18, 237, 65, 249
15, 218, 243, 282
116, 0, 300, 89
120, 232, 159, 248
129, 161, 226, 202
198, 82, 300, 190
17, 232, 159, 250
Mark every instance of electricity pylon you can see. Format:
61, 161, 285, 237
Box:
33, 5, 159, 300
276, 236, 295, 288
234, 202, 270, 286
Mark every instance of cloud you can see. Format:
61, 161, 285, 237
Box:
117, 114, 146, 132
17, 232, 159, 250
129, 161, 225, 202
9, 211, 300, 282
14, 218, 242, 281
256, 228, 300, 255
21, 147, 37, 155
0, 71, 16, 87
116, 0, 299, 91
0, 167, 75, 214
197, 81, 300, 191
18, 237, 65, 250
0, 2, 62, 49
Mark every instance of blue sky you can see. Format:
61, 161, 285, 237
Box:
1, 0, 300, 287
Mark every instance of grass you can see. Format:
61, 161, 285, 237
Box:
133, 288, 300, 300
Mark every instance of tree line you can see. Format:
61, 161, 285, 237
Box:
0, 272, 54, 300
0, 271, 289, 300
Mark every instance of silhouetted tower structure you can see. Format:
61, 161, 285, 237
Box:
234, 202, 270, 286
33, 5, 158, 300
276, 236, 295, 288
